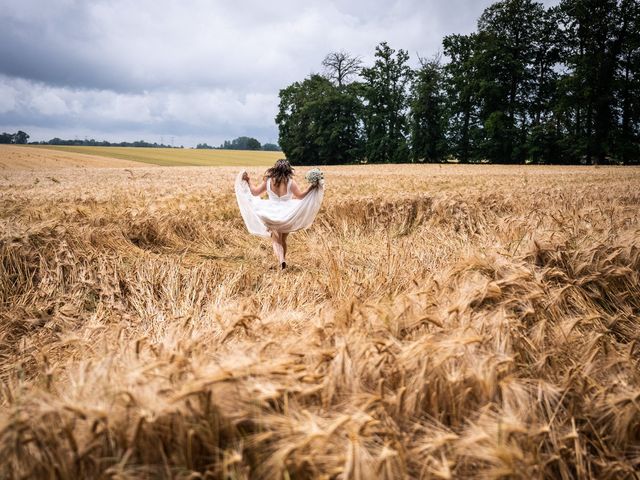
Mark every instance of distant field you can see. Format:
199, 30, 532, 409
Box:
27, 145, 283, 167
0, 144, 149, 169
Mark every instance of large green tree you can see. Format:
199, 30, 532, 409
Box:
361, 42, 413, 163
557, 0, 625, 163
410, 56, 448, 162
526, 7, 563, 163
443, 34, 482, 163
276, 75, 363, 165
474, 0, 549, 163
615, 0, 640, 163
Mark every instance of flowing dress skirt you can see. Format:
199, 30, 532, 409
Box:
234, 170, 324, 238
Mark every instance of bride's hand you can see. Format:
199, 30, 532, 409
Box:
242, 172, 249, 182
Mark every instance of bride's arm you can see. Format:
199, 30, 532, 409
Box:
242, 173, 266, 196
291, 180, 317, 199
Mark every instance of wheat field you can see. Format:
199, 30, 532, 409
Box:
1, 163, 639, 479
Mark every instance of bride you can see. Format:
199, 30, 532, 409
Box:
235, 159, 324, 269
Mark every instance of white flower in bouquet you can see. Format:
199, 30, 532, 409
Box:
305, 168, 324, 186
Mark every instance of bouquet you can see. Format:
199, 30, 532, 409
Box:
305, 168, 324, 187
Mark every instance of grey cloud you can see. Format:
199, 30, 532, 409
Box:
0, 74, 279, 144
0, 0, 561, 146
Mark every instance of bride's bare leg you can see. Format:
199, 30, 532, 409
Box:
281, 233, 289, 261
270, 231, 285, 265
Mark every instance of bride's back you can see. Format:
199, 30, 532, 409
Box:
267, 176, 292, 199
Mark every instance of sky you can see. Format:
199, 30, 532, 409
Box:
0, 0, 560, 148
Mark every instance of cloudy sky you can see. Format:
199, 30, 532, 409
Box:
0, 0, 559, 147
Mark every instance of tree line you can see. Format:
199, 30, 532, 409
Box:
276, 0, 640, 165
0, 131, 29, 144
2, 133, 281, 151
28, 138, 183, 148
197, 136, 281, 151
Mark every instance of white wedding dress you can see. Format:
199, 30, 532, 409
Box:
235, 171, 324, 237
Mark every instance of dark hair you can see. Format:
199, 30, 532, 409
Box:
264, 159, 294, 187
